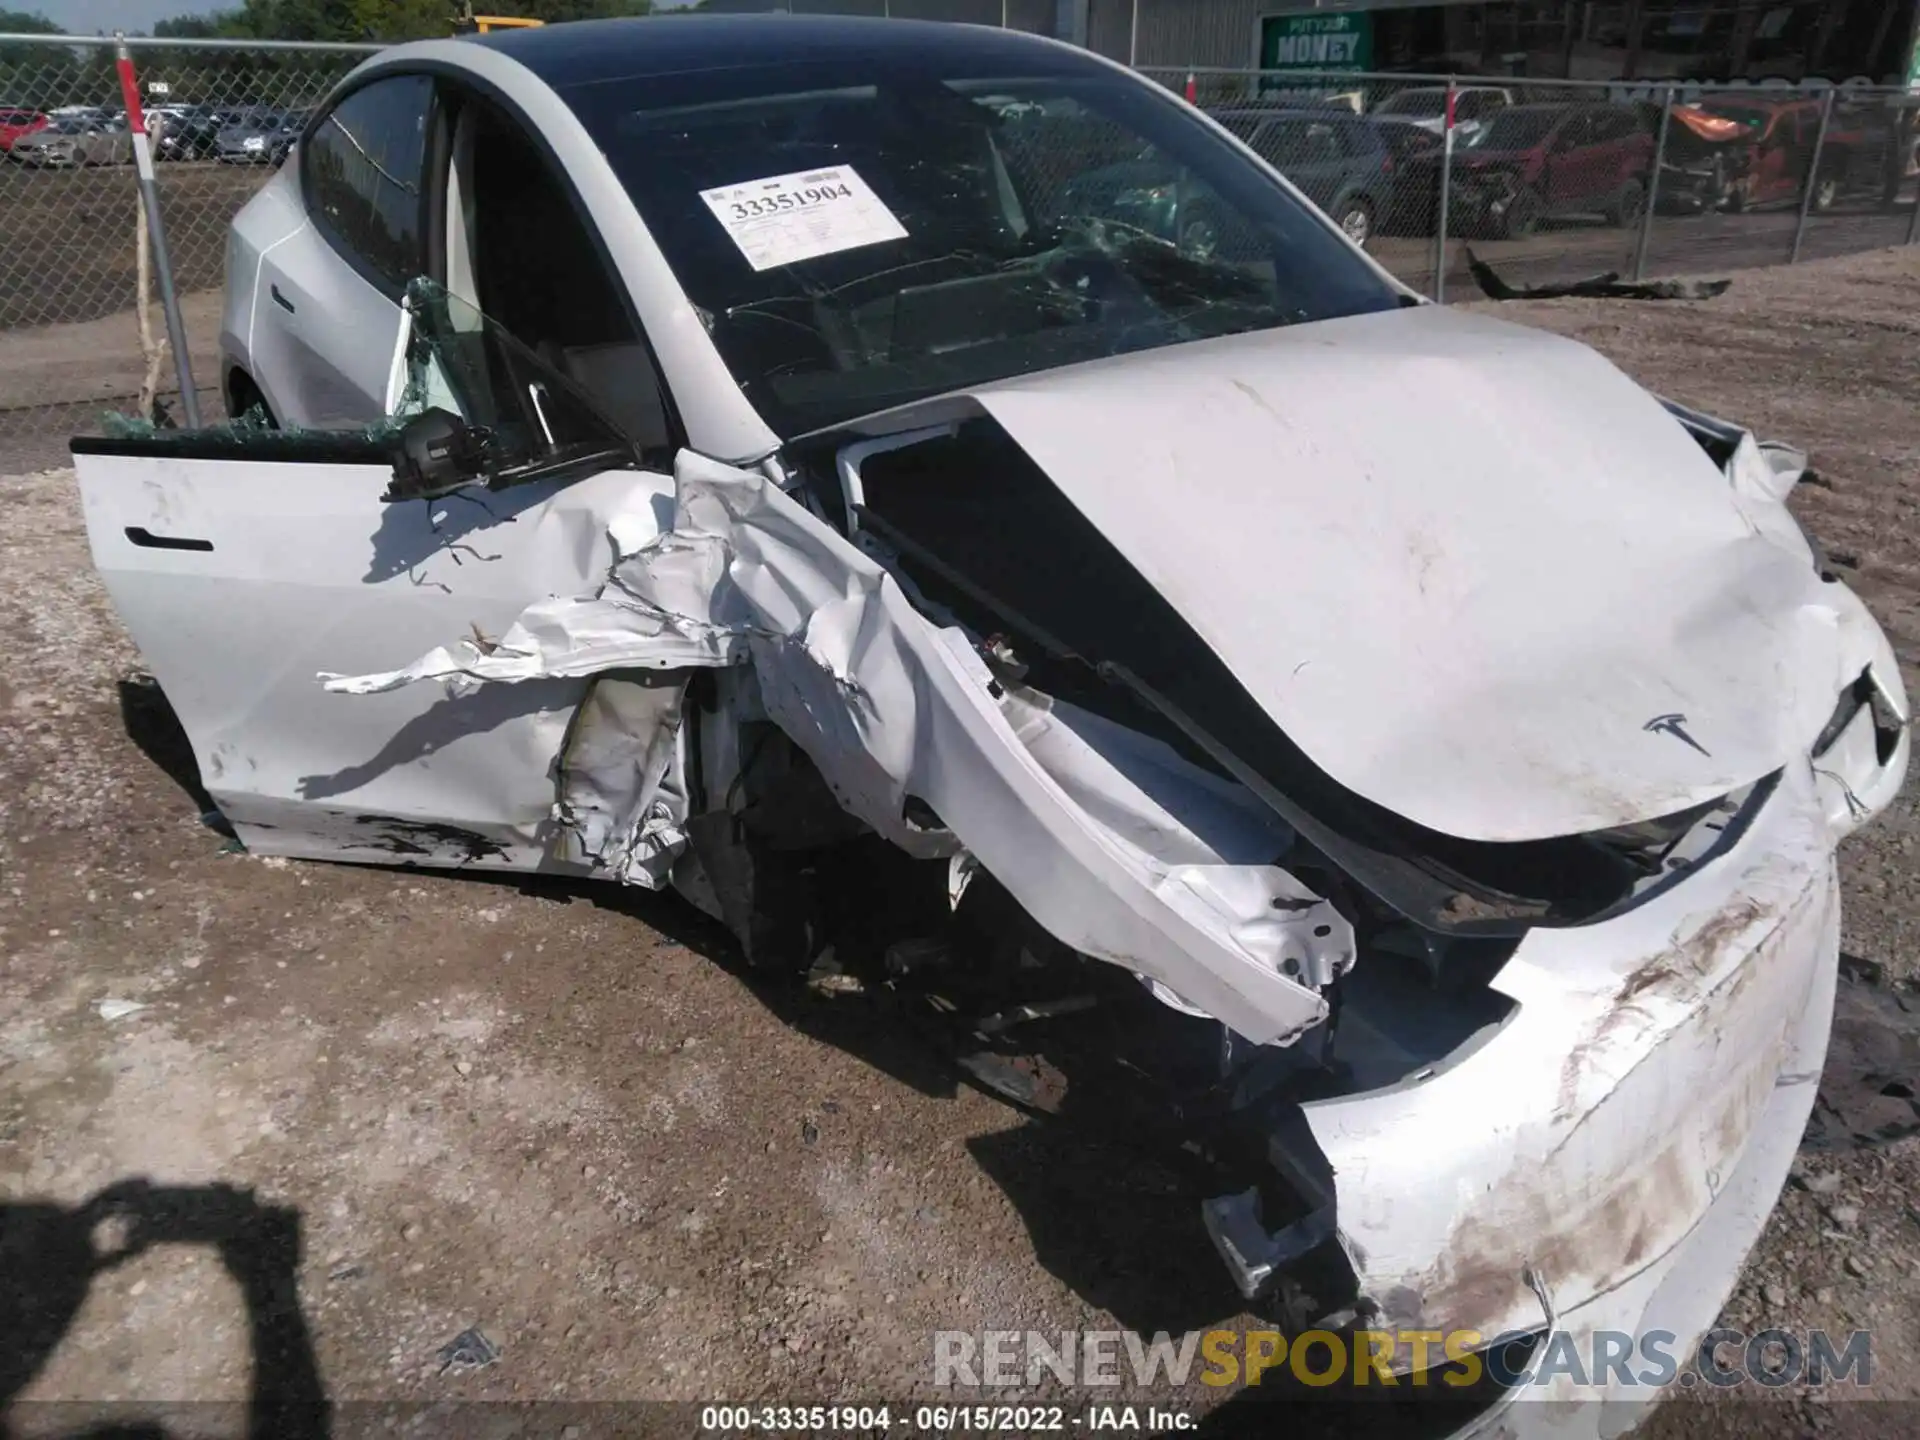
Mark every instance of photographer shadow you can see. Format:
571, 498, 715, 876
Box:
0, 1179, 326, 1440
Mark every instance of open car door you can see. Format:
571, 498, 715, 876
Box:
74, 288, 679, 874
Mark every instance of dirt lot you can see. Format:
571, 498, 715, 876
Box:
3, 246, 1920, 1439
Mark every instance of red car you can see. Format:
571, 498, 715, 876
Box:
1699, 97, 1882, 213
1447, 102, 1654, 238
0, 108, 48, 151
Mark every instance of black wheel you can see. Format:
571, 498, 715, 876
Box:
225, 371, 277, 429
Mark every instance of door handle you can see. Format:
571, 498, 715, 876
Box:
270, 283, 295, 314
125, 526, 213, 552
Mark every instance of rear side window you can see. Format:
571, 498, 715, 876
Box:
303, 74, 433, 294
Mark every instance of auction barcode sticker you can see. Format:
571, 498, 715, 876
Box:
699, 165, 908, 272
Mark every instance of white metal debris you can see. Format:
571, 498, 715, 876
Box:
324, 453, 1352, 1044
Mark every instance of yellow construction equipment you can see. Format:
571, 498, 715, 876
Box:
452, 5, 545, 34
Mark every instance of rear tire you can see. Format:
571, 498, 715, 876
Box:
225, 371, 277, 429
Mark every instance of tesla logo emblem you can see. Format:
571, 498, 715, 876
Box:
1644, 713, 1711, 757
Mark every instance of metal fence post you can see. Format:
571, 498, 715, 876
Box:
1128, 0, 1140, 66
1633, 84, 1673, 282
1432, 78, 1456, 302
1001, 0, 1009, 28
1790, 86, 1836, 265
114, 32, 201, 428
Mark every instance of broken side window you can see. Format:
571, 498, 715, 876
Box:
99, 280, 654, 503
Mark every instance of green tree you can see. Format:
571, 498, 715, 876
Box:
0, 9, 78, 108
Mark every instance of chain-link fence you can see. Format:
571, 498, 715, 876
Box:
2, 25, 1918, 467
0, 34, 373, 467
1139, 68, 1920, 302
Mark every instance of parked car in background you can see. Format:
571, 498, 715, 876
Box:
1698, 95, 1887, 213
1658, 102, 1748, 213
155, 104, 240, 160
1211, 107, 1396, 246
1372, 83, 1512, 144
270, 109, 312, 166
0, 106, 47, 151
216, 109, 300, 164
6, 113, 131, 167
1441, 102, 1653, 237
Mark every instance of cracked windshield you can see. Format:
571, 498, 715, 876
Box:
562, 58, 1405, 435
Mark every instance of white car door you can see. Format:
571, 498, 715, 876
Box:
247, 74, 435, 428
74, 425, 676, 872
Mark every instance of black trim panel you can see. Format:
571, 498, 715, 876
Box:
72, 433, 392, 465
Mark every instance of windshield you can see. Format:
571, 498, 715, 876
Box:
1376, 90, 1447, 118
1471, 108, 1560, 150
560, 56, 1402, 437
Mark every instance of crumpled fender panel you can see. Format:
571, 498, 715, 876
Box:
1295, 760, 1841, 1352
325, 453, 1353, 1044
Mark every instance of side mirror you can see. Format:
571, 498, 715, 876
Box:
385, 407, 491, 501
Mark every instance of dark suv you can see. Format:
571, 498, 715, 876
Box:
1210, 108, 1398, 247
1445, 103, 1654, 238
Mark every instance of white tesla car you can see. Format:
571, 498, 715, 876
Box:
75, 16, 1907, 1431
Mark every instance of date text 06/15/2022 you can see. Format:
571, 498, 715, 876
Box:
697, 1404, 1197, 1432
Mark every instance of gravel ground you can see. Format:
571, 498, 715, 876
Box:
3, 246, 1920, 1439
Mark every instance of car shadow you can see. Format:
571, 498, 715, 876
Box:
318, 845, 1269, 1341
116, 675, 217, 821
0, 1179, 327, 1440
294, 679, 585, 801
572, 848, 1271, 1340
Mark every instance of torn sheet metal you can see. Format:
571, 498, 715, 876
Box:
325, 453, 1348, 1045
555, 674, 692, 888
1280, 759, 1842, 1367
75, 448, 677, 870
1670, 105, 1748, 144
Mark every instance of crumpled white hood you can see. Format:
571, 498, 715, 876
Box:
953, 304, 1846, 843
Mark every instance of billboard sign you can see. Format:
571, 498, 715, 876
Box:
1259, 12, 1374, 72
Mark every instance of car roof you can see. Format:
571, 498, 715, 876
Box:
1212, 107, 1351, 123
473, 13, 1089, 88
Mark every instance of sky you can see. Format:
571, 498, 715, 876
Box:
28, 0, 705, 33
21, 1, 221, 33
